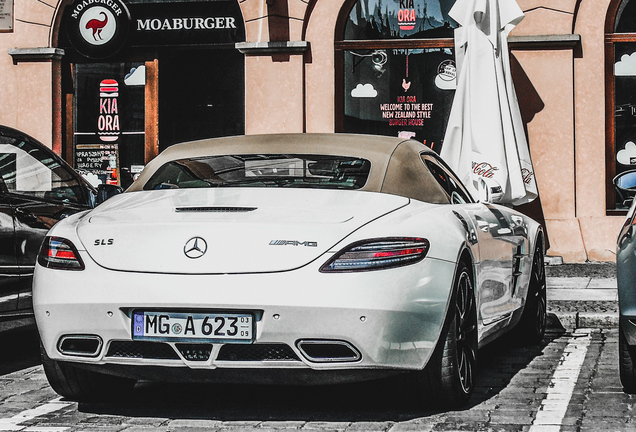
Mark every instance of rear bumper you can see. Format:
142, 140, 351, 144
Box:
34, 253, 456, 381
65, 362, 407, 385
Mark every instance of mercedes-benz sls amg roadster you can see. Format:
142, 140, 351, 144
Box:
34, 133, 546, 407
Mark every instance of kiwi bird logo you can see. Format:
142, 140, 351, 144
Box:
85, 12, 108, 40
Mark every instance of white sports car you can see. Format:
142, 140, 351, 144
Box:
34, 133, 546, 407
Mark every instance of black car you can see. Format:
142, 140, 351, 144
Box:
0, 125, 96, 330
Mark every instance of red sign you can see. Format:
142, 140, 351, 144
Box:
398, 0, 416, 31
98, 79, 120, 142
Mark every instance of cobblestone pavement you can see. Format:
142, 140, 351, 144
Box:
1, 326, 634, 432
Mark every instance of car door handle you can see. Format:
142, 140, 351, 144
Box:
476, 220, 490, 232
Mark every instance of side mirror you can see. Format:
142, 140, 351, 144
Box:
479, 178, 504, 204
96, 183, 123, 205
613, 170, 636, 209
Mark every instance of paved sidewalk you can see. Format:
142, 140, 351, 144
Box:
546, 262, 618, 330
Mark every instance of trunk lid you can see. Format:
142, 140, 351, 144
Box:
77, 188, 409, 273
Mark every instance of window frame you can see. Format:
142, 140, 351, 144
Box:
606, 0, 636, 214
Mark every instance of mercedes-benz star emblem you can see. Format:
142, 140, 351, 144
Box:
184, 237, 207, 259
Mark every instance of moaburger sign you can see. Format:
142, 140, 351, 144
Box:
66, 0, 245, 58
127, 1, 244, 46
136, 16, 237, 31
67, 0, 130, 58
70, 0, 124, 19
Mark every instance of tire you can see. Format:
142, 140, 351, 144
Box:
40, 341, 135, 402
619, 321, 636, 393
419, 262, 478, 408
515, 240, 547, 345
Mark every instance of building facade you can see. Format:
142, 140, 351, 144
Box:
0, 0, 631, 262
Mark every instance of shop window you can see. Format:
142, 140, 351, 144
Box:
607, 0, 636, 211
336, 0, 458, 149
74, 63, 146, 187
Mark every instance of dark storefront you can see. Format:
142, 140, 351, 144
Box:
58, 0, 245, 187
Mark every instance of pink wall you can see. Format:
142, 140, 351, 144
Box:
1, 0, 627, 261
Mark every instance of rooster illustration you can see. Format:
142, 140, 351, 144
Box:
402, 78, 411, 92
85, 12, 108, 41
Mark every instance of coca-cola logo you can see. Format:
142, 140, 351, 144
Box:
521, 168, 534, 185
472, 162, 498, 179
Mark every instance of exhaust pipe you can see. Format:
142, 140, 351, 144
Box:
296, 340, 361, 363
57, 335, 102, 357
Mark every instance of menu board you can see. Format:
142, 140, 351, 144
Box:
75, 144, 118, 174
0, 0, 13, 31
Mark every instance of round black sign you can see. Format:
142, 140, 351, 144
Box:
66, 0, 131, 59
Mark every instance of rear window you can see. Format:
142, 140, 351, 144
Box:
143, 154, 371, 191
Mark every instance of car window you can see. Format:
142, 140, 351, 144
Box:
143, 154, 372, 191
421, 155, 474, 204
0, 136, 85, 204
447, 176, 471, 204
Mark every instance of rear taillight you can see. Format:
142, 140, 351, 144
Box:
38, 236, 85, 270
320, 237, 429, 272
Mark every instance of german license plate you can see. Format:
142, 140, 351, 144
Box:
132, 311, 254, 343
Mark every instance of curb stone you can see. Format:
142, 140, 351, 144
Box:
545, 261, 617, 330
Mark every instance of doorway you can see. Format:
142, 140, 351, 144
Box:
158, 48, 245, 152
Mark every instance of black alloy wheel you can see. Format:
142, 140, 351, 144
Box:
515, 241, 547, 344
452, 268, 478, 396
619, 321, 636, 393
419, 262, 478, 408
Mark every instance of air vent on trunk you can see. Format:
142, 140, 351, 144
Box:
175, 207, 257, 213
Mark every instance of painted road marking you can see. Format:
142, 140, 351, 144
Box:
0, 398, 72, 431
529, 329, 592, 432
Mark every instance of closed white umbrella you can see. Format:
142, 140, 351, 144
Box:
440, 0, 538, 206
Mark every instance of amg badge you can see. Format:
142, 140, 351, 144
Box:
269, 240, 318, 247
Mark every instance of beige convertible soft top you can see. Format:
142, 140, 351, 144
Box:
128, 133, 452, 204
